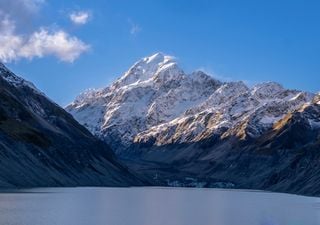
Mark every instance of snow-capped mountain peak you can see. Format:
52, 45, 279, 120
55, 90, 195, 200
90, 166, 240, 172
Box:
66, 54, 316, 152
113, 53, 178, 89
145, 52, 174, 64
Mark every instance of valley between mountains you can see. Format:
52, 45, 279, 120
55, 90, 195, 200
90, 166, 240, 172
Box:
1, 53, 320, 196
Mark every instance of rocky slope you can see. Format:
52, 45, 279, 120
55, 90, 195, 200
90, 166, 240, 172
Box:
0, 63, 142, 188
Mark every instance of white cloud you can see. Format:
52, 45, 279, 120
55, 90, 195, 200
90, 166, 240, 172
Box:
0, 17, 90, 63
70, 11, 90, 25
0, 1, 90, 63
0, 17, 24, 62
21, 29, 90, 62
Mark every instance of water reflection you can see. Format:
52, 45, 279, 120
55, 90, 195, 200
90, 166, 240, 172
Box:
0, 187, 318, 225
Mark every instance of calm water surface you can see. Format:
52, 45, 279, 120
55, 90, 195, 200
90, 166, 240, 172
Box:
0, 187, 319, 225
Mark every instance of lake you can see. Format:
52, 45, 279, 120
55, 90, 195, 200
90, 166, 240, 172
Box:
0, 187, 319, 225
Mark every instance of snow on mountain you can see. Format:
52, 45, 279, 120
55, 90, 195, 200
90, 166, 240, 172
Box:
313, 93, 320, 105
0, 63, 40, 93
66, 53, 315, 152
0, 62, 61, 118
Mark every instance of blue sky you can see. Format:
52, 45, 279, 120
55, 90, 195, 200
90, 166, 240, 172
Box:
1, 0, 319, 105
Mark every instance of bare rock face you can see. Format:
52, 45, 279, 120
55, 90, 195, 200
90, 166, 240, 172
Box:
0, 63, 142, 188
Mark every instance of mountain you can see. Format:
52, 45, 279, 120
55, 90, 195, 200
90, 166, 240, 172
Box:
67, 53, 314, 153
67, 53, 320, 196
127, 99, 320, 195
0, 63, 142, 188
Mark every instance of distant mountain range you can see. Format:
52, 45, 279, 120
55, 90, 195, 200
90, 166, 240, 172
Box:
0, 63, 142, 188
67, 53, 320, 196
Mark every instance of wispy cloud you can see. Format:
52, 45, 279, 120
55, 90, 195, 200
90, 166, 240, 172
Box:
128, 19, 141, 35
0, 0, 45, 19
0, 0, 90, 63
69, 11, 90, 25
197, 67, 234, 82
197, 66, 257, 87
20, 0, 45, 12
0, 0, 45, 11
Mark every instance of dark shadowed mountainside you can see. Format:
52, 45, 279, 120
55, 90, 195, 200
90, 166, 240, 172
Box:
0, 63, 143, 188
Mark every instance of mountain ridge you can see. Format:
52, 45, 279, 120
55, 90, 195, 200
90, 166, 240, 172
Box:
67, 53, 315, 152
